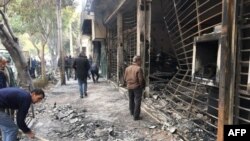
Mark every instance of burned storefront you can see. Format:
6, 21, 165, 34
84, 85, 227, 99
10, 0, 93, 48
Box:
81, 0, 107, 78
104, 1, 138, 84
86, 0, 250, 140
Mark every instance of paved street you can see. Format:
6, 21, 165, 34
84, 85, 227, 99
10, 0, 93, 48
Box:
20, 78, 181, 141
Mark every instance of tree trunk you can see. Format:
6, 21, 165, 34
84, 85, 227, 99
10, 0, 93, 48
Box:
57, 0, 65, 85
0, 23, 33, 89
41, 44, 46, 80
48, 24, 58, 71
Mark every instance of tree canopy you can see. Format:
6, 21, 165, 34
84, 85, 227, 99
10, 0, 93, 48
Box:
0, 0, 81, 84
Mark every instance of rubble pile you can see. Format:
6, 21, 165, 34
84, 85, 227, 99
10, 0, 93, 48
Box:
143, 96, 215, 141
32, 103, 172, 141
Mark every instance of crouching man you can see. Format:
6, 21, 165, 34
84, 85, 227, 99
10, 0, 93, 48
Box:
0, 87, 45, 141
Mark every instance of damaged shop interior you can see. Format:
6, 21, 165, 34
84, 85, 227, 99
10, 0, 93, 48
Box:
149, 0, 179, 92
148, 0, 223, 139
148, 0, 250, 140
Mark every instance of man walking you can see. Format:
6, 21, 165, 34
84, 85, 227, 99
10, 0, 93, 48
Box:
68, 55, 74, 79
90, 63, 99, 83
0, 87, 45, 141
64, 56, 70, 80
124, 56, 145, 120
73, 53, 90, 98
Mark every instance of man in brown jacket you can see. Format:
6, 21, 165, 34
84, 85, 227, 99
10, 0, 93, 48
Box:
124, 55, 145, 120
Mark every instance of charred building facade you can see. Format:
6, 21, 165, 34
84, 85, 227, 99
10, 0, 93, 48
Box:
82, 0, 250, 140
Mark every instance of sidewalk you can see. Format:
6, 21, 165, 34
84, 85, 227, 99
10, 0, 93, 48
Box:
20, 78, 181, 141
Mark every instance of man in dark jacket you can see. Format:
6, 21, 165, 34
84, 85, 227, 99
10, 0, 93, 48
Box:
64, 56, 70, 80
0, 88, 45, 141
73, 53, 90, 98
68, 55, 74, 79
124, 56, 145, 120
90, 63, 99, 83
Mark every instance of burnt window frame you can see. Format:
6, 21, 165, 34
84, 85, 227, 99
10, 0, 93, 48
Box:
191, 33, 221, 87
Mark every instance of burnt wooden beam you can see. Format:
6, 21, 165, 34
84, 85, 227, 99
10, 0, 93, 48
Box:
104, 0, 126, 24
217, 1, 236, 141
117, 13, 124, 85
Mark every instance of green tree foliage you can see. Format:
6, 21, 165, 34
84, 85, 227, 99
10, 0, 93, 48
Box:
6, 0, 79, 64
6, 0, 77, 80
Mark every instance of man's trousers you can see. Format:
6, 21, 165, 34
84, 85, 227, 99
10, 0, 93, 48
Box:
128, 88, 143, 119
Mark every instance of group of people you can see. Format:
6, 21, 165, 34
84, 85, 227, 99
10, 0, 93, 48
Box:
62, 55, 100, 83
61, 53, 99, 98
0, 53, 146, 141
72, 53, 145, 121
27, 58, 41, 79
72, 53, 145, 120
0, 55, 45, 140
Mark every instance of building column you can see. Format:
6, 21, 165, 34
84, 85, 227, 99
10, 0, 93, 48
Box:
136, 0, 144, 56
136, 0, 151, 96
117, 13, 124, 84
144, 0, 151, 96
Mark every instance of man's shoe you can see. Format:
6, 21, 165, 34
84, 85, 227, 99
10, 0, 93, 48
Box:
133, 117, 142, 121
85, 93, 88, 96
80, 95, 83, 98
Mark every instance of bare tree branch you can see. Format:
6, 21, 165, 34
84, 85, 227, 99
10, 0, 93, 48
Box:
30, 39, 41, 61
0, 10, 18, 42
0, 0, 11, 7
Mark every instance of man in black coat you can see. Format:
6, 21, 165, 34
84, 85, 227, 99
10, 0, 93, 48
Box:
64, 56, 70, 80
90, 63, 99, 83
73, 53, 90, 98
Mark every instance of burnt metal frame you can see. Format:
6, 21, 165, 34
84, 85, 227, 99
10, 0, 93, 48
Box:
162, 0, 223, 139
234, 0, 250, 124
